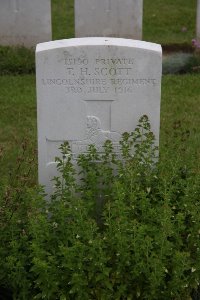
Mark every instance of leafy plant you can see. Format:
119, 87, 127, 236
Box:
1, 116, 200, 299
29, 115, 200, 299
0, 140, 41, 299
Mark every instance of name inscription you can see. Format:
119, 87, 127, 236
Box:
41, 55, 157, 94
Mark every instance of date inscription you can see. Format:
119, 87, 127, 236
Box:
41, 55, 157, 94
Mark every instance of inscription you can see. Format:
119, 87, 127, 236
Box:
64, 57, 134, 66
65, 67, 132, 76
42, 78, 157, 94
65, 58, 89, 66
42, 78, 156, 86
42, 55, 157, 94
94, 67, 132, 76
95, 58, 134, 65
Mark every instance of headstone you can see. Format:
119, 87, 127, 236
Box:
36, 37, 162, 195
0, 0, 51, 48
197, 0, 200, 42
75, 0, 143, 40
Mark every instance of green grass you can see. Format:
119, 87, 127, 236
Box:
51, 0, 74, 40
0, 75, 37, 181
160, 74, 200, 172
143, 0, 196, 45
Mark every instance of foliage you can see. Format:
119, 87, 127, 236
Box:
1, 115, 200, 299
0, 46, 34, 75
0, 140, 41, 299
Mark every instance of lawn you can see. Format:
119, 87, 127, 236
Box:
160, 74, 200, 171
143, 0, 196, 45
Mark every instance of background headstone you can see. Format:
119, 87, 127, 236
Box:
36, 37, 162, 194
0, 0, 51, 48
75, 0, 143, 40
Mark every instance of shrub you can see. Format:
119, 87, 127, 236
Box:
0, 140, 40, 299
0, 115, 200, 299
30, 115, 200, 299
0, 46, 35, 75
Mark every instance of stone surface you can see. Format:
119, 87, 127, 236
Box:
75, 0, 143, 40
0, 0, 51, 48
197, 0, 200, 41
36, 37, 162, 194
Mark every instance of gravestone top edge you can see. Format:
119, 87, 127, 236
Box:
36, 37, 162, 54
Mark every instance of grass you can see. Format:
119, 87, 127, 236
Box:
51, 0, 74, 40
143, 0, 196, 45
160, 74, 200, 171
0, 75, 37, 181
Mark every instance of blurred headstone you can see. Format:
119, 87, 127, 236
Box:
75, 0, 143, 40
0, 0, 51, 48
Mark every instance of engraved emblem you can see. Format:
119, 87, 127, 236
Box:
46, 98, 121, 162
71, 115, 120, 159
86, 116, 120, 144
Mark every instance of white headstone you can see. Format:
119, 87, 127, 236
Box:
36, 37, 162, 195
197, 0, 200, 42
0, 0, 51, 48
75, 0, 143, 40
